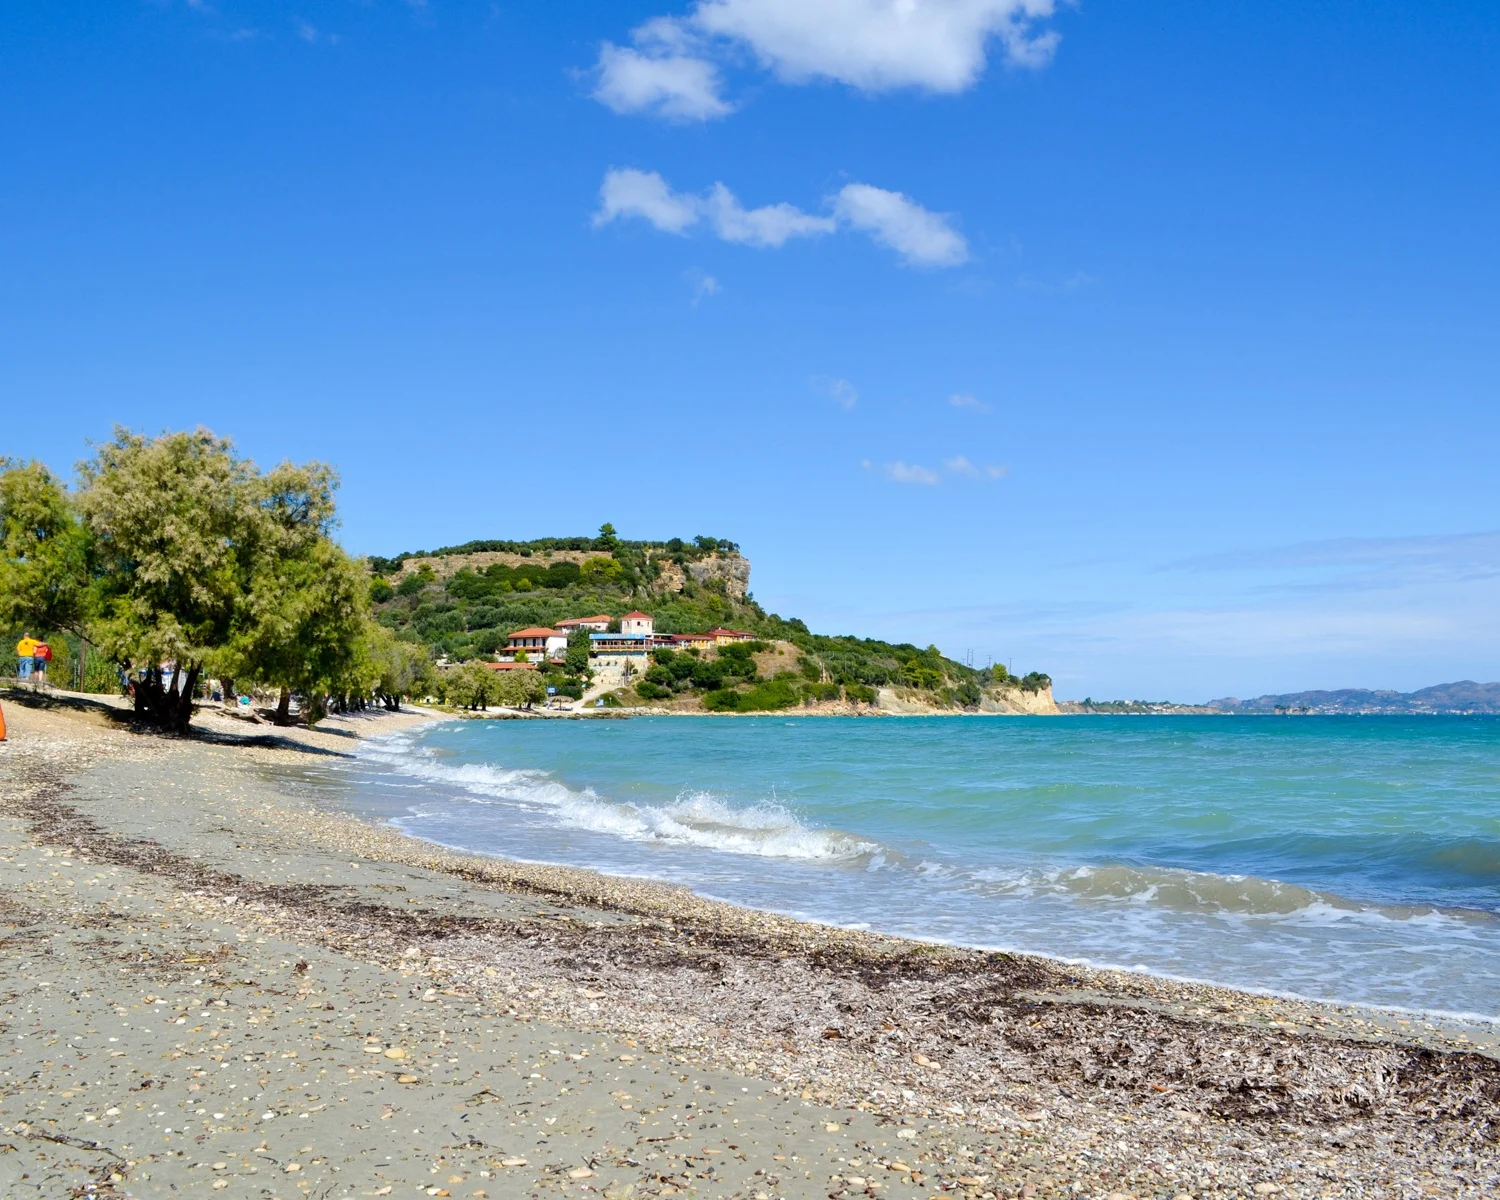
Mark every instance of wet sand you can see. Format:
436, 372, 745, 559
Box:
0, 691, 1496, 1198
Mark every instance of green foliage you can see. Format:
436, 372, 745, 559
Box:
844, 683, 878, 706
369, 578, 395, 603
565, 627, 592, 677
396, 570, 430, 597
700, 687, 744, 712
954, 680, 983, 709
702, 677, 800, 713
1019, 672, 1052, 693
2, 429, 378, 730
0, 459, 89, 636
635, 679, 673, 701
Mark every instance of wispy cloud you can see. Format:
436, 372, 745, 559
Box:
593, 169, 966, 268
684, 268, 721, 307
942, 455, 1008, 479
863, 455, 1007, 485
882, 460, 942, 486
294, 18, 338, 44
948, 392, 989, 412
591, 0, 1063, 121
814, 376, 858, 411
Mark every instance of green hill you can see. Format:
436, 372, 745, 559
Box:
367, 528, 1049, 712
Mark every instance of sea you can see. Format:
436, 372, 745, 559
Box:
301, 714, 1500, 1020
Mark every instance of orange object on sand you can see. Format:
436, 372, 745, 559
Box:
0, 701, 7, 742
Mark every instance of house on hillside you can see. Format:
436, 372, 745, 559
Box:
666, 632, 716, 652
556, 615, 612, 633
620, 610, 654, 636
589, 631, 652, 656
706, 627, 754, 645
505, 627, 568, 660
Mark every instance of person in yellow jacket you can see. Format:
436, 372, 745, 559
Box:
15, 634, 38, 681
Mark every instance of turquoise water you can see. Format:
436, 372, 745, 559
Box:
338, 715, 1500, 1018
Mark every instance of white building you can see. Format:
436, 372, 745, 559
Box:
620, 610, 654, 637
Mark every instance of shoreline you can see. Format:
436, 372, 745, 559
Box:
2, 692, 1497, 1197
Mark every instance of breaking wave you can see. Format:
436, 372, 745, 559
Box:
357, 732, 876, 862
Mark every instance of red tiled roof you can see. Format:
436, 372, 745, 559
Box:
482, 660, 539, 671
508, 627, 562, 639
707, 627, 752, 638
621, 610, 652, 620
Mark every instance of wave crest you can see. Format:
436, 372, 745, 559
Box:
357, 736, 875, 862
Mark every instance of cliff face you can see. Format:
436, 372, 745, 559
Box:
687, 554, 751, 599
980, 684, 1060, 715
876, 684, 1059, 716
654, 554, 752, 599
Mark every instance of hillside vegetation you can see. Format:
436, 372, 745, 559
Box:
369, 527, 1049, 712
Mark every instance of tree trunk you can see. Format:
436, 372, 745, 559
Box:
132, 663, 200, 732
172, 666, 200, 732
275, 688, 291, 726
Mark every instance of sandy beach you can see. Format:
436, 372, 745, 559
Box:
0, 692, 1496, 1199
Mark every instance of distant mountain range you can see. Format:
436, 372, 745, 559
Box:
1208, 681, 1500, 715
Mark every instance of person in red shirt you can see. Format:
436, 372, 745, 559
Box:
32, 641, 51, 687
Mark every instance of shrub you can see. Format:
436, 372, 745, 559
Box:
955, 680, 982, 709
636, 680, 672, 701
1019, 672, 1052, 693
690, 659, 726, 689
369, 578, 394, 603
737, 678, 799, 711
701, 687, 743, 712
845, 683, 877, 706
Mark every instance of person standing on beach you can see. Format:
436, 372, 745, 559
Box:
15, 633, 37, 682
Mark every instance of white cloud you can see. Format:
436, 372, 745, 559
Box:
593, 1, 1061, 120
703, 183, 836, 247
884, 461, 942, 485
593, 42, 733, 120
593, 169, 966, 268
592, 169, 701, 234
693, 0, 1060, 89
833, 183, 968, 267
814, 376, 859, 410
948, 392, 989, 411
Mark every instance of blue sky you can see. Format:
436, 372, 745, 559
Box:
3, 1, 1498, 701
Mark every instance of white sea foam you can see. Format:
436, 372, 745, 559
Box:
356, 736, 876, 862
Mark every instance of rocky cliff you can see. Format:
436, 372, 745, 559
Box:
877, 684, 1059, 716
654, 553, 751, 599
